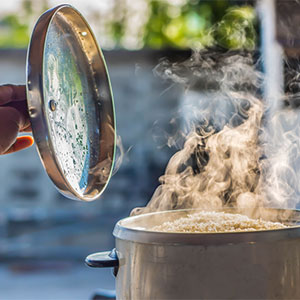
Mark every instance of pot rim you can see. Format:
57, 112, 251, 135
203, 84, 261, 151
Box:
113, 208, 300, 245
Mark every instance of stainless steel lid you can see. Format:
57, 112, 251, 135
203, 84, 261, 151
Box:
26, 5, 116, 201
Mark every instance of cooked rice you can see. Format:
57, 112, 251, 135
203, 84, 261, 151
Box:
152, 211, 287, 233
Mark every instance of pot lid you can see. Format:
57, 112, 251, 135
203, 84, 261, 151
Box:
26, 5, 116, 201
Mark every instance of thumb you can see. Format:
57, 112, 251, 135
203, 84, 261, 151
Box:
3, 136, 34, 155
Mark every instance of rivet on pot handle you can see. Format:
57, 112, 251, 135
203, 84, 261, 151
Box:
85, 248, 119, 276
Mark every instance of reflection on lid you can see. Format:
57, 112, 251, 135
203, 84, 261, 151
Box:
43, 19, 93, 194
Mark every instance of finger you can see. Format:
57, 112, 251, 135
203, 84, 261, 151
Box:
0, 85, 26, 105
6, 100, 30, 130
3, 136, 34, 155
0, 107, 21, 154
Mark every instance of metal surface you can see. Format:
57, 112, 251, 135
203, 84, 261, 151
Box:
88, 208, 300, 299
113, 207, 300, 244
26, 5, 115, 201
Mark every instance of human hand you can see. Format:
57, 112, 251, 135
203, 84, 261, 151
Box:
0, 85, 34, 155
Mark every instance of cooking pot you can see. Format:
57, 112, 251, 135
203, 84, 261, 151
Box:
86, 208, 300, 300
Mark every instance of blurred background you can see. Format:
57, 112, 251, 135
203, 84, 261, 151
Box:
0, 0, 256, 299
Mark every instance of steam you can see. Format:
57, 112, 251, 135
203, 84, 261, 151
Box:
261, 105, 300, 209
113, 135, 125, 175
132, 49, 300, 217
88, 134, 124, 189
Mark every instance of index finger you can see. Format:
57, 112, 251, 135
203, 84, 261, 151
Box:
0, 85, 26, 105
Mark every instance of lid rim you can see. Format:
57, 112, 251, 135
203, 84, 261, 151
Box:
26, 5, 116, 201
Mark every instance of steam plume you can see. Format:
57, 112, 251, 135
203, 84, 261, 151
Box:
132, 49, 300, 217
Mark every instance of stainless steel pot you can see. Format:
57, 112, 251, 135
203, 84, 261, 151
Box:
86, 208, 300, 300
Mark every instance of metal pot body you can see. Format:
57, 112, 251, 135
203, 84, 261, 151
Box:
86, 209, 300, 299
115, 234, 300, 299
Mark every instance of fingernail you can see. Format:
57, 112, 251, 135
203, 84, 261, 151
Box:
18, 136, 34, 147
2, 136, 34, 155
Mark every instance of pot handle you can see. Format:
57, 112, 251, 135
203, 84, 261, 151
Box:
85, 248, 119, 269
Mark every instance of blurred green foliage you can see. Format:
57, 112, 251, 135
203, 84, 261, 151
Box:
214, 6, 257, 50
0, 0, 48, 48
143, 0, 256, 50
144, 0, 226, 49
0, 0, 257, 50
0, 15, 30, 48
